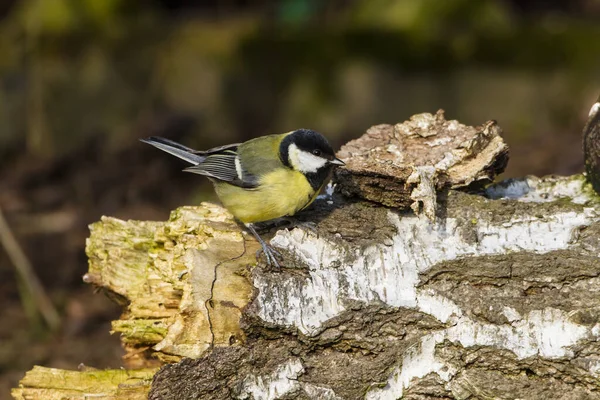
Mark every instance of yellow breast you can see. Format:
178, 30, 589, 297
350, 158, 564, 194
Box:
213, 168, 315, 224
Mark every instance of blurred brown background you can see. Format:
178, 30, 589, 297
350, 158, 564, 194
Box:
0, 0, 599, 397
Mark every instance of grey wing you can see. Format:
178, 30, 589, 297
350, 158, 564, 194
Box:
193, 142, 241, 155
140, 136, 205, 165
184, 147, 259, 189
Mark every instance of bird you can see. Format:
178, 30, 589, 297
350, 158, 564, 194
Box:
140, 129, 345, 267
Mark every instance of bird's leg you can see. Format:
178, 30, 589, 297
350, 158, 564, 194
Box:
244, 223, 282, 268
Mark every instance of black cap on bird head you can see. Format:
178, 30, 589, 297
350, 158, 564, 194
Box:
279, 129, 345, 190
288, 129, 335, 158
279, 129, 344, 168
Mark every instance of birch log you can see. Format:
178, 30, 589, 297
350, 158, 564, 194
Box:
148, 174, 600, 400
13, 111, 600, 399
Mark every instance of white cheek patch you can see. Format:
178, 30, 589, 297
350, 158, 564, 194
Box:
589, 102, 600, 118
288, 143, 328, 173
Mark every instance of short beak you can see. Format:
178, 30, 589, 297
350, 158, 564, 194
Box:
330, 157, 345, 166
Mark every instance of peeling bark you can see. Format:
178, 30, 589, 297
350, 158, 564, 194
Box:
13, 114, 600, 399
335, 110, 509, 215
15, 176, 600, 399
147, 175, 600, 399
84, 204, 259, 366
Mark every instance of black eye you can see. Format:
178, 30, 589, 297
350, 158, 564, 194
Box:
312, 149, 322, 156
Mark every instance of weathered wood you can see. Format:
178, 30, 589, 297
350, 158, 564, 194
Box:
11, 366, 156, 400
148, 174, 600, 399
14, 114, 600, 399
84, 204, 259, 366
335, 110, 509, 219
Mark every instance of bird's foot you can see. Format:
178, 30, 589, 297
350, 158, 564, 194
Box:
256, 243, 282, 268
244, 222, 289, 268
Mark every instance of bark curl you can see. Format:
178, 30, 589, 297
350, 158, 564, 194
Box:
15, 114, 600, 400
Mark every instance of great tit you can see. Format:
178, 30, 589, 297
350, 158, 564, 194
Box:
141, 129, 344, 267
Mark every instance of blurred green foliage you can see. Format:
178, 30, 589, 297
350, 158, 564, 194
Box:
348, 0, 513, 38
0, 0, 598, 177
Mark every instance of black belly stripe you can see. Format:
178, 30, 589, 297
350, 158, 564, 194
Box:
304, 166, 332, 191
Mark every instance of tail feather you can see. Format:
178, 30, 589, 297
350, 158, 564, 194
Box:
140, 136, 205, 165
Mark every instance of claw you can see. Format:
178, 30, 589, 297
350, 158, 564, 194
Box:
245, 223, 282, 268
255, 244, 282, 268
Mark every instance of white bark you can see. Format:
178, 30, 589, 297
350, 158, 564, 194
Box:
150, 175, 600, 400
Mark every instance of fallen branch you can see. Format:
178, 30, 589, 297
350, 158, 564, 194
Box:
14, 112, 600, 399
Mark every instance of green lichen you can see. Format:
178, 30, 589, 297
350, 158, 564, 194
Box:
82, 203, 256, 363
12, 366, 157, 400
112, 319, 169, 344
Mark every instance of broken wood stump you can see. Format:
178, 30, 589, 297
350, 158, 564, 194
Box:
14, 111, 600, 400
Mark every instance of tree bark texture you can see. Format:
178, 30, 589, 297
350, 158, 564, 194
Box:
13, 112, 600, 399
335, 110, 508, 219
148, 174, 600, 400
85, 204, 260, 366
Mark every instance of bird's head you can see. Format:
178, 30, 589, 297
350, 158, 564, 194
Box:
280, 129, 344, 176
